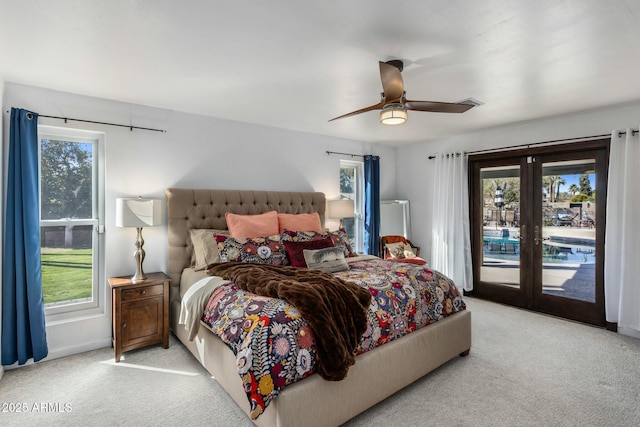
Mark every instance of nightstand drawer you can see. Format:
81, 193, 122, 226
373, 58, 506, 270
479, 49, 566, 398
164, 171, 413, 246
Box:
121, 283, 164, 301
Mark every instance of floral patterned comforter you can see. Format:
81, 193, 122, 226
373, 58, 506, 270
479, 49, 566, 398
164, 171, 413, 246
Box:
201, 258, 466, 420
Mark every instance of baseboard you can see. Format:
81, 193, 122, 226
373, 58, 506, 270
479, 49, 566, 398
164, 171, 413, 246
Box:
618, 326, 640, 339
45, 338, 112, 361
3, 338, 111, 371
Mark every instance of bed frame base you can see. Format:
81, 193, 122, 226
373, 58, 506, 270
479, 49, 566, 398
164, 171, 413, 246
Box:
172, 307, 471, 427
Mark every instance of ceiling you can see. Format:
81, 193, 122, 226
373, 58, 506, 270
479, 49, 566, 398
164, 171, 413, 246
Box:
2, 0, 640, 146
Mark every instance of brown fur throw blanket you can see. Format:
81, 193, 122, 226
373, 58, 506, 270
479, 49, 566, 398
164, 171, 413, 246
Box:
206, 262, 372, 381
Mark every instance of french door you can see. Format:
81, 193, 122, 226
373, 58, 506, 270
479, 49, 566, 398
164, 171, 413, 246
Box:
469, 140, 609, 325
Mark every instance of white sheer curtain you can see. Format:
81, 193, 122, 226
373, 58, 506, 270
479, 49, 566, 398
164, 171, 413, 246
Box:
431, 153, 473, 292
605, 129, 640, 336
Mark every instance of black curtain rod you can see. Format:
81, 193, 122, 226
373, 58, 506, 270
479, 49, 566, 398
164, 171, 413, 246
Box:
427, 130, 637, 159
427, 153, 462, 160
326, 150, 364, 158
5, 110, 166, 133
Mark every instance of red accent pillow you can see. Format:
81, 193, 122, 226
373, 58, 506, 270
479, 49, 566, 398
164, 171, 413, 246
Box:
283, 237, 334, 267
285, 228, 356, 258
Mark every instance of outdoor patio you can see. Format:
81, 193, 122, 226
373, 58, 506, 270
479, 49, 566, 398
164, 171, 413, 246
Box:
481, 225, 596, 302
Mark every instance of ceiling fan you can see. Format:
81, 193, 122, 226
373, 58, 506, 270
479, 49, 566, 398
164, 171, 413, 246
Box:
329, 60, 476, 125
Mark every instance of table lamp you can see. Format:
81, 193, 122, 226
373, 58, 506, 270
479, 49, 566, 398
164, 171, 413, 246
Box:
116, 197, 162, 283
328, 199, 355, 229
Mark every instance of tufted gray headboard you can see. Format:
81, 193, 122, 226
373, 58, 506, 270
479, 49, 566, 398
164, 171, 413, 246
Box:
165, 188, 326, 314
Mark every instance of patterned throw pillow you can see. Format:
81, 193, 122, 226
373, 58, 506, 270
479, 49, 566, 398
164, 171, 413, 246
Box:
283, 237, 335, 267
303, 247, 349, 273
284, 228, 356, 258
214, 234, 291, 266
385, 242, 416, 259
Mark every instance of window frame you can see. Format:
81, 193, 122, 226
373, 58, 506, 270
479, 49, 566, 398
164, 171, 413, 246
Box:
340, 159, 364, 253
38, 126, 105, 318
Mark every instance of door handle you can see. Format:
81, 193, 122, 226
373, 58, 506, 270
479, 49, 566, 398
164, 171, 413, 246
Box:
534, 225, 541, 246
519, 224, 526, 243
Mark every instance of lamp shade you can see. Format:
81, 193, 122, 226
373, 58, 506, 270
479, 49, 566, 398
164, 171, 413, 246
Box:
116, 198, 162, 227
328, 199, 355, 219
380, 103, 407, 125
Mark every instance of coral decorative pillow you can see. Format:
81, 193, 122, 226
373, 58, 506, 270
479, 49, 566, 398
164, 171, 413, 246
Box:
214, 234, 291, 266
225, 211, 279, 239
283, 237, 334, 267
277, 212, 323, 233
386, 257, 427, 266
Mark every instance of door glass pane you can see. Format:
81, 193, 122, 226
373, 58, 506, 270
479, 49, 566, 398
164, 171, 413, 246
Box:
480, 165, 521, 288
540, 160, 596, 302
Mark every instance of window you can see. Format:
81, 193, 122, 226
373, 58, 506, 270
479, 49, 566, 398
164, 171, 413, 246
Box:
39, 126, 105, 316
340, 160, 364, 253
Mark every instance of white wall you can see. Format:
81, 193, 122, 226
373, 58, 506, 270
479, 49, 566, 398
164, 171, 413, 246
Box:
397, 101, 640, 263
0, 76, 4, 379
4, 81, 639, 364
2, 82, 398, 363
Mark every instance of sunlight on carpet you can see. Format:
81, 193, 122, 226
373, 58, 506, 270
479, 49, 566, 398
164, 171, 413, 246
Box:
100, 358, 200, 376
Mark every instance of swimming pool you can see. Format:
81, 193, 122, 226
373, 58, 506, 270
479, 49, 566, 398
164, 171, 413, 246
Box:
483, 233, 595, 264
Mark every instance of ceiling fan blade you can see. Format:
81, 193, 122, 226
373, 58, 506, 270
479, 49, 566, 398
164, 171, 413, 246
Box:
404, 100, 475, 113
328, 101, 385, 121
379, 61, 404, 103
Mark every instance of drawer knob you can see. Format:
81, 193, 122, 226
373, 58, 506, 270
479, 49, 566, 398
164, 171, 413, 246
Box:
122, 323, 127, 328
141, 290, 147, 295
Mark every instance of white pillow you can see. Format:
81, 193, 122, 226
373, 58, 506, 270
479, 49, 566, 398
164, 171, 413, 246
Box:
303, 247, 349, 273
190, 229, 229, 271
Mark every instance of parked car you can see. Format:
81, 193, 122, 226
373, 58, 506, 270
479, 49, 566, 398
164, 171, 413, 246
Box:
549, 209, 575, 226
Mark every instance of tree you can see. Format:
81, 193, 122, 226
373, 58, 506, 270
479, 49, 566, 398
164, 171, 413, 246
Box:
340, 166, 354, 194
482, 179, 496, 204
543, 176, 558, 202
502, 178, 520, 204
568, 184, 579, 196
482, 178, 520, 206
40, 139, 93, 220
555, 177, 566, 202
579, 174, 593, 197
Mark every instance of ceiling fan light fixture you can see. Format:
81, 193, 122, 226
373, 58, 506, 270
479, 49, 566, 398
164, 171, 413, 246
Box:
379, 103, 407, 125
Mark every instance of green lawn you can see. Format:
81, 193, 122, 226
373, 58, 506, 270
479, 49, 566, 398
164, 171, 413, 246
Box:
41, 248, 92, 305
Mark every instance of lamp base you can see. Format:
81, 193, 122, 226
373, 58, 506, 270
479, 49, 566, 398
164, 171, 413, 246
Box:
131, 272, 147, 284
131, 227, 147, 283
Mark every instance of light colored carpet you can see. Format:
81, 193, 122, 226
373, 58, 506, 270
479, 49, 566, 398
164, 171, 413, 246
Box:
1, 297, 639, 427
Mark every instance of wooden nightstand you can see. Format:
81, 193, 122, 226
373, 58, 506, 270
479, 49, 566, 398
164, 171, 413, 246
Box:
108, 272, 170, 362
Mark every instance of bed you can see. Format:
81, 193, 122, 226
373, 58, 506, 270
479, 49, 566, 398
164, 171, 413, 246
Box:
166, 188, 471, 427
